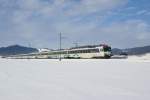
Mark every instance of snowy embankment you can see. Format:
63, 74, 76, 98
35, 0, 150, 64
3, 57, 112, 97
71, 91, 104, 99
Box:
0, 59, 150, 100
128, 53, 150, 60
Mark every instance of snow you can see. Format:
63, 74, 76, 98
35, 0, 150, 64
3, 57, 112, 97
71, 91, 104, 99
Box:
0, 59, 150, 100
128, 53, 150, 60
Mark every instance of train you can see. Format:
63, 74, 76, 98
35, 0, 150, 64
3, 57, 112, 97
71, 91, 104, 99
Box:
37, 44, 112, 59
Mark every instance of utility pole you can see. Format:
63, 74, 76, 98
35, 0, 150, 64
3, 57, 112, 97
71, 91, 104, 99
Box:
73, 42, 78, 48
28, 43, 31, 48
59, 32, 62, 61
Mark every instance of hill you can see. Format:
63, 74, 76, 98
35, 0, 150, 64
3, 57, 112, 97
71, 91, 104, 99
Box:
0, 45, 38, 56
112, 45, 150, 55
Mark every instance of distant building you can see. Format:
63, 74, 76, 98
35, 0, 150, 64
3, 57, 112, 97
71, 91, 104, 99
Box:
38, 48, 51, 53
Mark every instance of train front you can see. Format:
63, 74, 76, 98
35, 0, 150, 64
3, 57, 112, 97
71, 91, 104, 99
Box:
101, 44, 112, 58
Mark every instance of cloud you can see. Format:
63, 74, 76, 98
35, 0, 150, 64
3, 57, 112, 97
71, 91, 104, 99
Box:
62, 0, 128, 17
136, 10, 148, 15
8, 0, 128, 19
91, 20, 150, 48
0, 0, 150, 48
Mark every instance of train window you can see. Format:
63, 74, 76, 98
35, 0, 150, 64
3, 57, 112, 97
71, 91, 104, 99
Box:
69, 51, 76, 54
71, 51, 74, 53
73, 51, 75, 53
77, 50, 80, 53
67, 49, 99, 54
65, 51, 67, 54
88, 49, 99, 53
100, 49, 104, 51
86, 50, 88, 53
93, 49, 99, 53
81, 50, 84, 53
82, 50, 85, 53
74, 51, 77, 53
80, 50, 82, 53
84, 50, 88, 53
61, 51, 66, 54
104, 47, 111, 52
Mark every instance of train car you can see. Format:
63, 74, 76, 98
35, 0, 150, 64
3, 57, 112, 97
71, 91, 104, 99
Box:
46, 44, 112, 59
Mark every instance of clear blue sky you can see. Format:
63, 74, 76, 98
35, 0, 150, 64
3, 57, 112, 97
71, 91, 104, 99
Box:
0, 0, 150, 49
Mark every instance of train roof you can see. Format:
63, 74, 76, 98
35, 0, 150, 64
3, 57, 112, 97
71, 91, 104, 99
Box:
70, 44, 110, 49
45, 44, 111, 52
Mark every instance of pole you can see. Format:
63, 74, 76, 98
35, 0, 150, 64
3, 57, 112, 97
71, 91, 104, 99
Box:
59, 32, 62, 61
73, 42, 78, 48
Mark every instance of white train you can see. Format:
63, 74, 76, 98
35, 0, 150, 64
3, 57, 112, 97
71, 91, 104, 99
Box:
39, 44, 112, 59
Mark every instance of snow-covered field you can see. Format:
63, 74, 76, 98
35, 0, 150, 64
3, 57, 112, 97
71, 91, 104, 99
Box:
0, 59, 150, 100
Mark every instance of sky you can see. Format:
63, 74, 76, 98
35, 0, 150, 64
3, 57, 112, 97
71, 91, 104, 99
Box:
0, 0, 150, 49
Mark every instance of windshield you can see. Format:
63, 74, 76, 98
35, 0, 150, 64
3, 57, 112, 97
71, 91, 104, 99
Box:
103, 47, 111, 52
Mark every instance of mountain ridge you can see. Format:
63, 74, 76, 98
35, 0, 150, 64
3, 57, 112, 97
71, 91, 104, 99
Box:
0, 45, 38, 56
112, 45, 150, 55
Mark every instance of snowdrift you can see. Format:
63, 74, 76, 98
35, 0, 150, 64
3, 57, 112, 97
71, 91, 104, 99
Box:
128, 53, 150, 60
